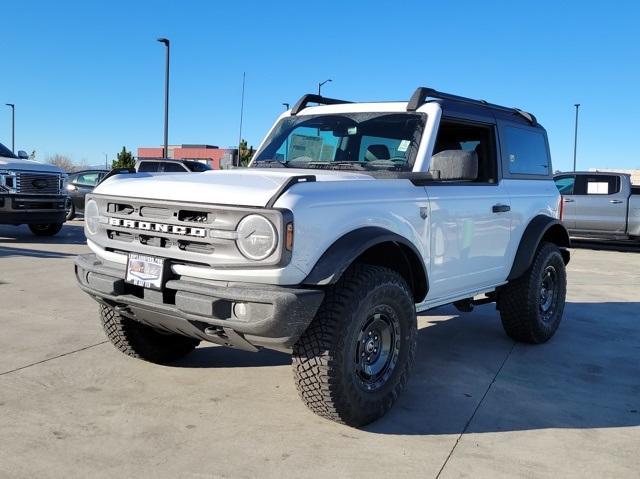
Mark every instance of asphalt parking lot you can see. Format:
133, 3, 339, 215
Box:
1, 221, 639, 479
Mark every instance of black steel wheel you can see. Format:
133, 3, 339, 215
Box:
292, 264, 417, 427
498, 242, 567, 343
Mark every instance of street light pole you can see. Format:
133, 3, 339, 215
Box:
5, 103, 15, 153
318, 78, 332, 96
282, 102, 290, 110
573, 103, 580, 172
157, 38, 170, 159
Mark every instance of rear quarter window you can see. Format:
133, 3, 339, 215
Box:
503, 126, 551, 176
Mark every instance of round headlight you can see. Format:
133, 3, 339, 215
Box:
236, 214, 278, 260
85, 199, 100, 235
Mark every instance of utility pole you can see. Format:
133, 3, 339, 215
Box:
5, 103, 15, 153
104, 153, 108, 168
237, 72, 246, 167
157, 38, 170, 158
573, 103, 580, 172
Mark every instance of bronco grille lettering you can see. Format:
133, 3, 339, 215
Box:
108, 217, 207, 238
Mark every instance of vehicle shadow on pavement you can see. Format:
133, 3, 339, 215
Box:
0, 246, 77, 258
0, 222, 87, 247
366, 302, 640, 435
571, 239, 640, 253
172, 345, 290, 368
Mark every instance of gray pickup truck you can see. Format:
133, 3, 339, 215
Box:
554, 171, 640, 241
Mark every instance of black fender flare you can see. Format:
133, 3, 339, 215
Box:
302, 226, 428, 302
507, 215, 571, 281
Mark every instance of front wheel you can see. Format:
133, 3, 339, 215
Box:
100, 305, 200, 364
292, 264, 417, 427
498, 242, 567, 343
28, 223, 63, 236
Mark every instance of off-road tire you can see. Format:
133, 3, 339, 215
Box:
28, 223, 63, 236
498, 242, 566, 343
292, 264, 417, 427
100, 305, 199, 363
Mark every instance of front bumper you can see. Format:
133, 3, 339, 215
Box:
0, 194, 67, 225
74, 253, 324, 352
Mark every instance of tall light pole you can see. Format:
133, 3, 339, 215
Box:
318, 78, 332, 96
237, 72, 246, 167
157, 38, 170, 158
5, 103, 15, 153
573, 103, 580, 172
282, 102, 290, 110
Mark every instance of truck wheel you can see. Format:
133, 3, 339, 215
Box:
498, 242, 566, 343
292, 264, 417, 427
100, 305, 199, 363
28, 223, 63, 236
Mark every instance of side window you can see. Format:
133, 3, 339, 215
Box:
503, 126, 550, 176
138, 162, 160, 172
75, 172, 100, 186
580, 175, 620, 195
161, 162, 188, 172
554, 176, 575, 195
430, 121, 497, 182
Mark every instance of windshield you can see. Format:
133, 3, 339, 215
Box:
0, 142, 17, 159
252, 112, 425, 172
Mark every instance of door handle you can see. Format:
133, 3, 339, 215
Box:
492, 204, 511, 213
609, 199, 623, 204
563, 198, 575, 203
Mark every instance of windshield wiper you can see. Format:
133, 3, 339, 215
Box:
253, 159, 289, 168
306, 161, 365, 171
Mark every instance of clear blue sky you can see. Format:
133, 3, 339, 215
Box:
2, 0, 639, 172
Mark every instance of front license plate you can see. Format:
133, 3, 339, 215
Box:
126, 253, 166, 290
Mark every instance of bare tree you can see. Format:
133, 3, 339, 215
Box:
46, 154, 77, 172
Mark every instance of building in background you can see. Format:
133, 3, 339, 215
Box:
137, 144, 237, 169
589, 168, 640, 185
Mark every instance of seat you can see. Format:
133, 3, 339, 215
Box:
364, 144, 390, 161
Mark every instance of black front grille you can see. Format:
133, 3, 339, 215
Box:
16, 172, 61, 195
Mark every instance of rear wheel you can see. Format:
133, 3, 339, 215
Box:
498, 242, 567, 343
100, 305, 200, 363
292, 264, 416, 427
28, 223, 63, 236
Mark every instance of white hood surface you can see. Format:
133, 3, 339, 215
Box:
94, 168, 374, 207
0, 156, 65, 174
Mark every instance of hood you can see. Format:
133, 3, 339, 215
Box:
0, 156, 65, 174
94, 168, 373, 207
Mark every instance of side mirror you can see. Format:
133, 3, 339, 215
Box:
17, 150, 29, 159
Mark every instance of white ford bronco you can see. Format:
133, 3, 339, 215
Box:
75, 87, 570, 426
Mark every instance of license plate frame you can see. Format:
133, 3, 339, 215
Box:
125, 253, 166, 290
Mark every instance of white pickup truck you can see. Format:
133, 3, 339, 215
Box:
75, 87, 570, 427
0, 143, 67, 236
554, 171, 640, 241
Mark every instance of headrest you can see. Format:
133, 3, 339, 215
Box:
364, 144, 390, 161
429, 150, 478, 181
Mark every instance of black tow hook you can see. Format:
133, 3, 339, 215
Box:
114, 304, 133, 315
